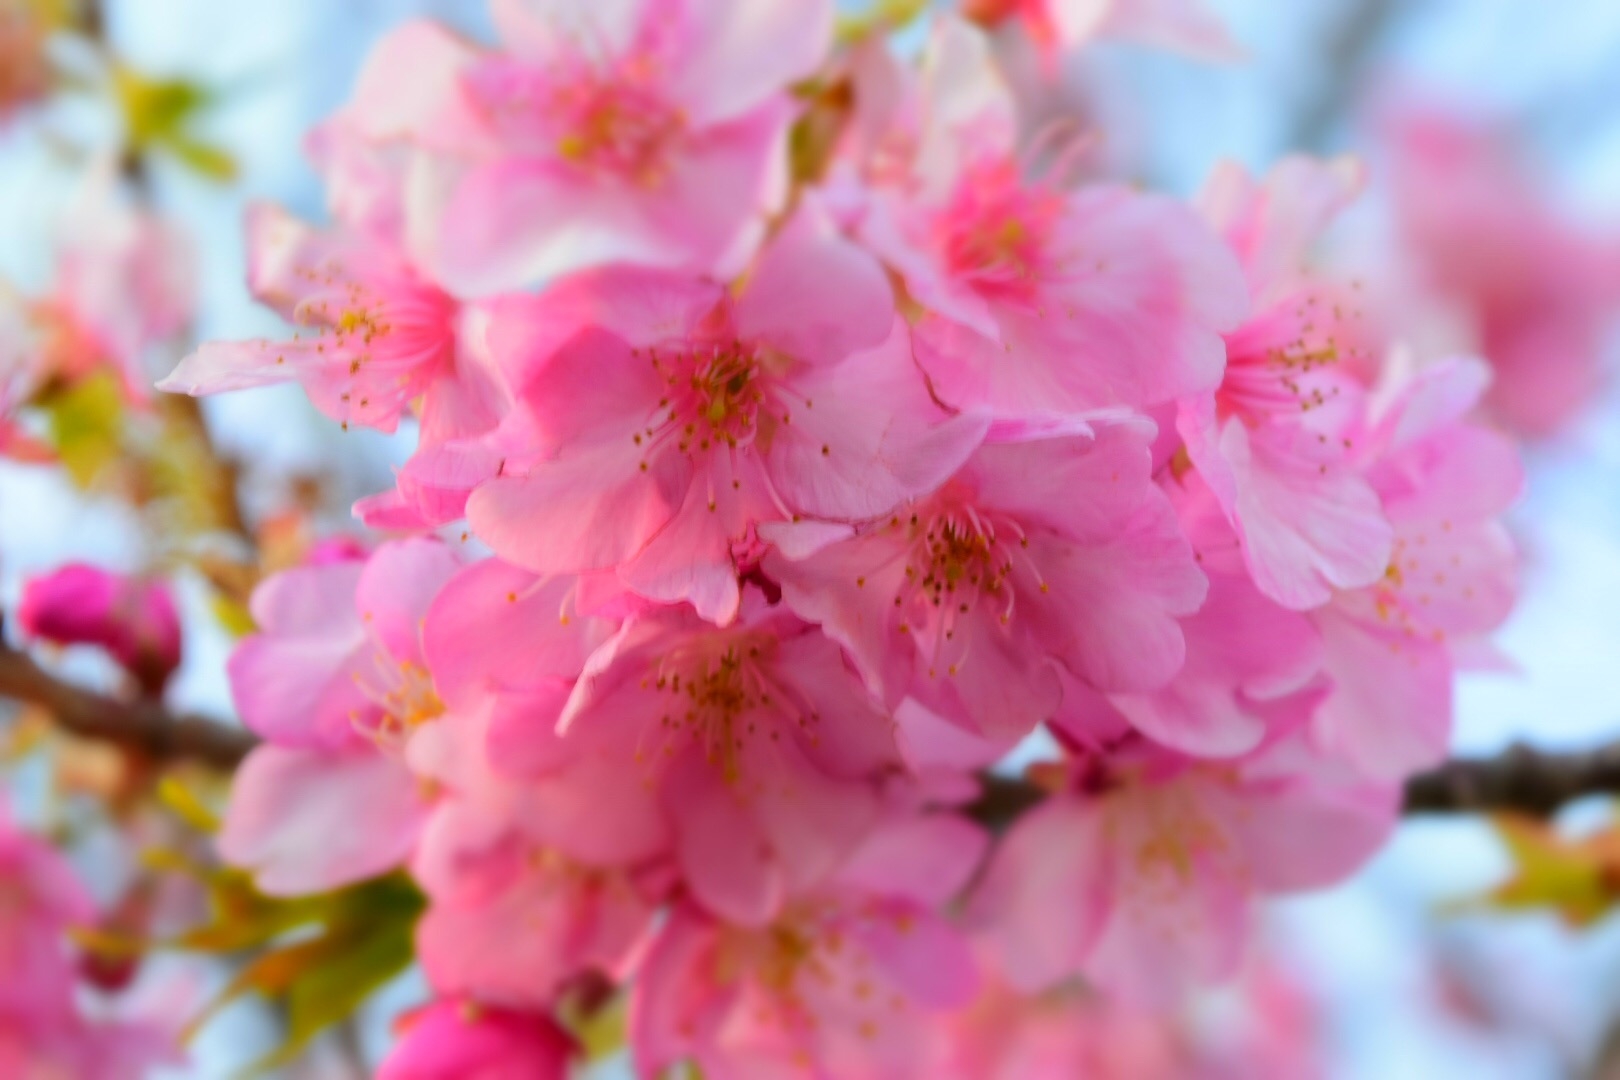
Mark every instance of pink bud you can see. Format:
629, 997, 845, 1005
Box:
378, 999, 573, 1080
17, 564, 182, 694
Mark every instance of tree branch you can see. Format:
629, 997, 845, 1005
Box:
0, 645, 254, 770
969, 739, 1620, 828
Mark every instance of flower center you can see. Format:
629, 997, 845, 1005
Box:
638, 634, 819, 785
353, 654, 446, 745
938, 160, 1067, 303
632, 340, 784, 464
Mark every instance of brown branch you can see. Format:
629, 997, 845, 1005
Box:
968, 739, 1620, 828
0, 645, 254, 770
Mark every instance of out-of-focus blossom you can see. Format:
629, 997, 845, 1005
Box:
971, 727, 1397, 1003
963, 0, 1241, 64
0, 809, 179, 1078
1385, 108, 1620, 437
377, 999, 575, 1080
632, 811, 985, 1080
16, 564, 182, 694
0, 169, 194, 398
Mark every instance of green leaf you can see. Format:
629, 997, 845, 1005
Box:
113, 66, 237, 182
40, 372, 124, 487
1470, 814, 1620, 926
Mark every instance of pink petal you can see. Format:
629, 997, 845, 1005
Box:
355, 538, 462, 667
218, 745, 428, 895
663, 0, 834, 126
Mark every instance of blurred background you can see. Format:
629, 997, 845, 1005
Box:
2, 0, 1618, 1076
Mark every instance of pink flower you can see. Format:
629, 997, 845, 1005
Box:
16, 564, 182, 694
963, 0, 1240, 63
1178, 156, 1394, 610
378, 999, 574, 1080
217, 538, 462, 894
2, 168, 193, 397
1054, 486, 1324, 758
1385, 108, 1620, 437
466, 203, 986, 624
764, 415, 1207, 742
631, 811, 985, 1080
841, 18, 1247, 418
552, 591, 901, 927
0, 810, 94, 1030
158, 204, 510, 530
405, 685, 664, 1007
1309, 357, 1521, 778
340, 0, 832, 295
971, 729, 1396, 1003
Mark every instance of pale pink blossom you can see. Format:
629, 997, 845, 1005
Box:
1385, 108, 1620, 437
632, 811, 985, 1080
972, 728, 1396, 1002
554, 591, 901, 927
1, 169, 193, 398
337, 0, 832, 295
764, 415, 1207, 742
17, 564, 182, 694
0, 810, 94, 1031
1178, 156, 1394, 610
1309, 356, 1521, 778
840, 18, 1246, 418
218, 538, 461, 893
378, 999, 574, 1080
466, 203, 986, 623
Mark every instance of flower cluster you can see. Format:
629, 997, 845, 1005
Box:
161, 1, 1523, 1074
0, 809, 175, 1077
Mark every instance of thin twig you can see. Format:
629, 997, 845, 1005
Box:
968, 739, 1620, 829
0, 645, 254, 769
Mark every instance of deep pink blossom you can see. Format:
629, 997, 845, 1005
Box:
765, 416, 1207, 741
840, 18, 1246, 418
632, 811, 985, 1080
378, 999, 574, 1080
17, 564, 182, 693
467, 204, 986, 623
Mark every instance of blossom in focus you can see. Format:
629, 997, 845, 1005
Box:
332, 0, 834, 295
766, 415, 1207, 743
467, 203, 986, 624
17, 564, 182, 694
1384, 107, 1620, 437
377, 998, 574, 1080
1180, 155, 1393, 611
1309, 356, 1521, 778
217, 538, 461, 894
841, 18, 1247, 419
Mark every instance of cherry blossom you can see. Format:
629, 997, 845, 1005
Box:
17, 564, 182, 694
